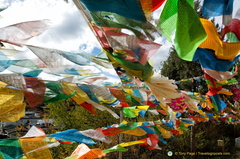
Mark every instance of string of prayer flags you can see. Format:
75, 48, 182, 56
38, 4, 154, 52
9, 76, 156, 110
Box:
27, 45, 106, 78
0, 20, 50, 46
101, 126, 124, 136
199, 18, 240, 61
3, 58, 43, 78
124, 88, 142, 105
77, 84, 100, 103
28, 45, 113, 69
123, 106, 138, 118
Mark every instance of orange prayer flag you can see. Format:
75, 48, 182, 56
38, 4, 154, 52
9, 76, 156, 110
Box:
199, 18, 240, 61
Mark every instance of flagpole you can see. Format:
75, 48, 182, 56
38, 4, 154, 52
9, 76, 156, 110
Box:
119, 110, 123, 159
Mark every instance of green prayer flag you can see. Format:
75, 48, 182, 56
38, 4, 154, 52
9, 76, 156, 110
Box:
179, 123, 189, 131
123, 106, 137, 118
43, 82, 75, 103
158, 0, 207, 61
157, 0, 178, 42
118, 122, 139, 131
175, 0, 207, 61
103, 145, 128, 153
0, 139, 24, 159
226, 32, 240, 42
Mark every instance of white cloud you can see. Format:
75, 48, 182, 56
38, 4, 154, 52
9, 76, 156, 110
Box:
0, 0, 100, 52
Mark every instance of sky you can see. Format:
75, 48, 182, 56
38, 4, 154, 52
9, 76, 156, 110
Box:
0, 0, 240, 73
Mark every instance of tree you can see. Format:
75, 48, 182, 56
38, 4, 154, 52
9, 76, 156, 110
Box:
161, 47, 207, 94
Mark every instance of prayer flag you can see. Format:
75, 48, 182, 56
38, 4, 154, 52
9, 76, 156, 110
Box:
80, 0, 146, 22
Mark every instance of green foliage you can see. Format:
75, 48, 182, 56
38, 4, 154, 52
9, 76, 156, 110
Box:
45, 99, 119, 131
50, 143, 79, 159
161, 48, 203, 80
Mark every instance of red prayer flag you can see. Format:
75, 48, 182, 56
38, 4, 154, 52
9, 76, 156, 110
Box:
24, 77, 46, 107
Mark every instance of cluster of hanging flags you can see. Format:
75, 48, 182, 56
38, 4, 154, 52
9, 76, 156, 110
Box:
0, 0, 239, 158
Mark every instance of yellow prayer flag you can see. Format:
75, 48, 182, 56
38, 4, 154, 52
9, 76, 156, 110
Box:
122, 127, 147, 136
119, 140, 146, 147
0, 81, 7, 88
156, 125, 172, 139
137, 105, 149, 111
199, 18, 240, 61
20, 137, 53, 159
198, 110, 207, 117
0, 87, 25, 122
124, 88, 142, 103
122, 120, 128, 124
62, 82, 90, 104
177, 127, 184, 135
0, 103, 26, 122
